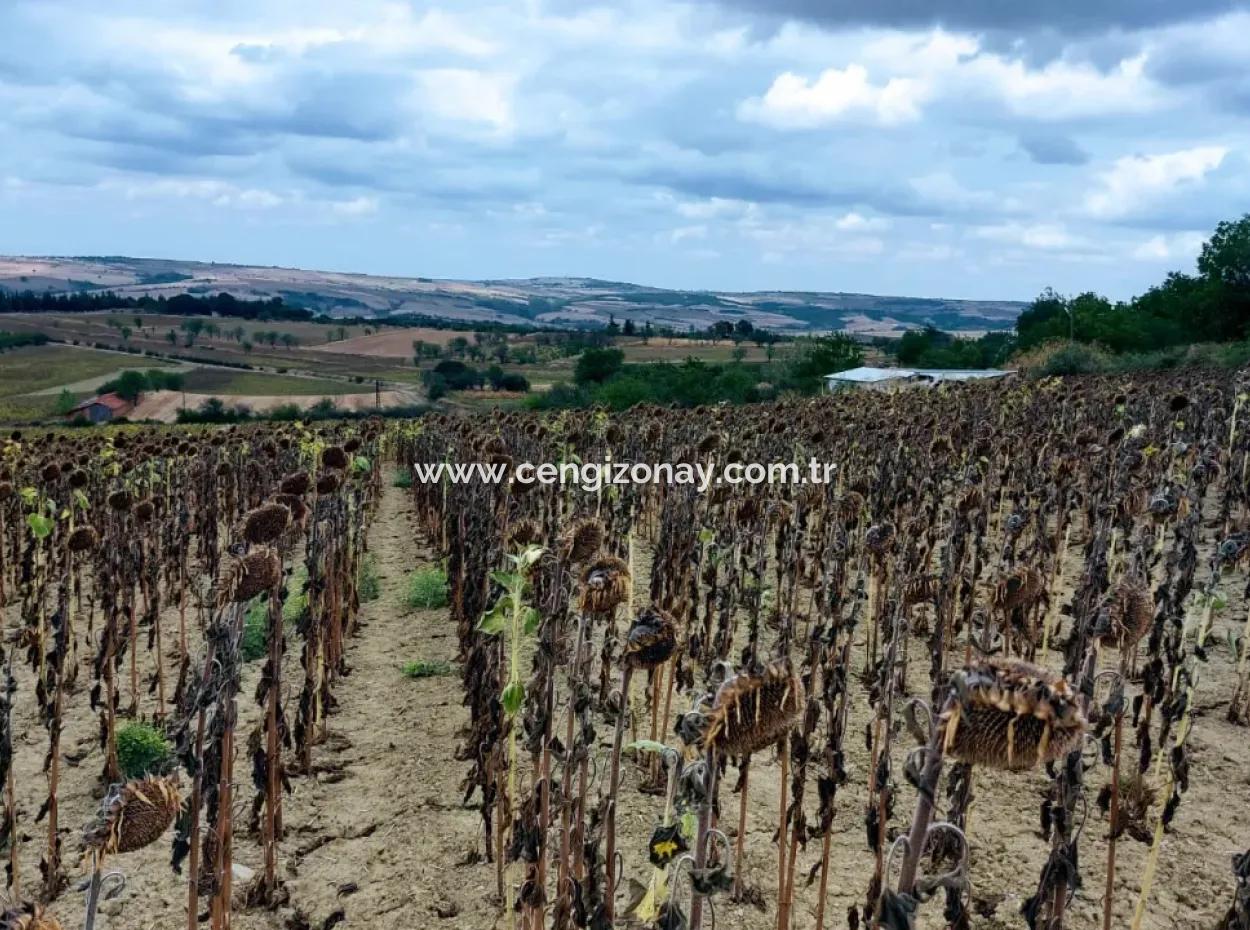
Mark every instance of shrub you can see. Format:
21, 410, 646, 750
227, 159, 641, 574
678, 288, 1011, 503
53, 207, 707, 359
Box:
392, 469, 414, 489
116, 722, 171, 778
242, 597, 269, 661
406, 567, 448, 609
1015, 340, 1112, 378
402, 660, 454, 679
358, 554, 381, 603
284, 564, 309, 626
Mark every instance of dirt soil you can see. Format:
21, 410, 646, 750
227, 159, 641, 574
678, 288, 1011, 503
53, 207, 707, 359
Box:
130, 390, 418, 422
304, 329, 472, 357
9, 481, 1248, 930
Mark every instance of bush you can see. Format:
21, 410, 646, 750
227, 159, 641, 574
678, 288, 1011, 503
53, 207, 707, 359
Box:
242, 597, 269, 661
406, 567, 448, 609
402, 660, 454, 679
574, 347, 624, 385
284, 564, 309, 626
358, 554, 381, 603
392, 469, 414, 489
116, 722, 171, 778
1016, 340, 1112, 378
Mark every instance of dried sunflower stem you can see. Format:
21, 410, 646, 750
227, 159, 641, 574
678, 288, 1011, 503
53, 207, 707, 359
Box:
897, 698, 952, 896
603, 663, 634, 924
776, 734, 790, 930
689, 746, 719, 930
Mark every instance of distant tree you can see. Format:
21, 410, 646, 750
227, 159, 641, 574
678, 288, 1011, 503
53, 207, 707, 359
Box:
280, 333, 298, 349
165, 329, 177, 346
120, 325, 132, 342
54, 388, 77, 416
111, 370, 148, 402
731, 345, 747, 363
1200, 214, 1250, 290
575, 347, 625, 385
734, 319, 754, 341
622, 318, 636, 336
423, 372, 448, 400
431, 360, 481, 391
786, 334, 863, 392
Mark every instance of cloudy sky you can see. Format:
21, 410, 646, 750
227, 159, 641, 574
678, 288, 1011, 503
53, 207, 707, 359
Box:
1, 0, 1247, 300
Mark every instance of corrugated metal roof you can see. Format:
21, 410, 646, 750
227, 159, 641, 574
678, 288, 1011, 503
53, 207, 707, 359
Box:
824, 366, 917, 383
825, 367, 1014, 383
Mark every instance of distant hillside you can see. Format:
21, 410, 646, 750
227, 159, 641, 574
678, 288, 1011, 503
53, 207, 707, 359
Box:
0, 256, 1025, 336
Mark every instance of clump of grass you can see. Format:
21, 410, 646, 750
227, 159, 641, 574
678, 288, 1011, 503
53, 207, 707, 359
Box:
402, 660, 454, 679
358, 554, 381, 603
116, 721, 171, 779
406, 567, 448, 610
392, 469, 414, 489
284, 563, 309, 625
242, 597, 268, 661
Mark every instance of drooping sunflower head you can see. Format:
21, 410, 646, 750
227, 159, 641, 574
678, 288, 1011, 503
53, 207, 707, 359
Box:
939, 658, 1087, 772
83, 775, 182, 860
577, 555, 631, 615
701, 663, 804, 757
242, 502, 291, 546
221, 547, 281, 604
622, 606, 677, 671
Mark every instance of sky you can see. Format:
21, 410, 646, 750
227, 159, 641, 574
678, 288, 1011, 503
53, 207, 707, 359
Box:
1, 0, 1248, 301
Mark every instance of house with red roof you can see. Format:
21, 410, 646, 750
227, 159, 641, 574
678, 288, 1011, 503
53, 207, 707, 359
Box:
65, 392, 135, 423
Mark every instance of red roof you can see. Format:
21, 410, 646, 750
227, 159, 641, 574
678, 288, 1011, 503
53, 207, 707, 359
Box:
68, 392, 134, 415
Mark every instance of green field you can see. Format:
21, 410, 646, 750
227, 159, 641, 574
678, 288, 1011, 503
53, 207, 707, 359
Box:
180, 369, 371, 395
0, 344, 173, 395
0, 344, 176, 421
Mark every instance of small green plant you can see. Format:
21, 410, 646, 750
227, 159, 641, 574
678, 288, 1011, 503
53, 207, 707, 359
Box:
116, 721, 171, 778
477, 544, 546, 928
406, 567, 449, 610
242, 597, 268, 661
284, 563, 309, 625
402, 660, 454, 679
358, 554, 381, 603
392, 469, 414, 489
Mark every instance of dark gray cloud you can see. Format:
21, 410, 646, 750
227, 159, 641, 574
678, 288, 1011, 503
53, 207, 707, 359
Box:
709, 0, 1242, 35
1019, 132, 1089, 166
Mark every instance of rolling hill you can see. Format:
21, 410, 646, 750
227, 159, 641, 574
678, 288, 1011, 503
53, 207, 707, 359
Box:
0, 255, 1025, 336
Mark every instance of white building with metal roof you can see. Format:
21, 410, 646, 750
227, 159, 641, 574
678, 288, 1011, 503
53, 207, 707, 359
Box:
824, 366, 1015, 392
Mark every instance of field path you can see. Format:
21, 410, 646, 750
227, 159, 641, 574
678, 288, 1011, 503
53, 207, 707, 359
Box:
276, 477, 498, 929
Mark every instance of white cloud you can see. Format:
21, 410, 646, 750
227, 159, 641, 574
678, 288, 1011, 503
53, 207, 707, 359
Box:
738, 64, 928, 128
973, 223, 1081, 250
111, 178, 286, 209
1131, 231, 1205, 261
674, 197, 754, 220
1084, 146, 1227, 219
331, 196, 379, 217
415, 69, 516, 131
667, 224, 708, 243
834, 211, 889, 231
742, 30, 1164, 132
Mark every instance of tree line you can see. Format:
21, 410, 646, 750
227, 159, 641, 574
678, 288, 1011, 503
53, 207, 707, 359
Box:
0, 289, 314, 321
890, 214, 1250, 371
